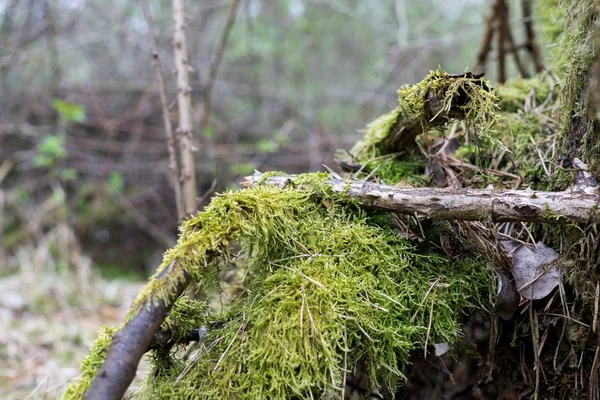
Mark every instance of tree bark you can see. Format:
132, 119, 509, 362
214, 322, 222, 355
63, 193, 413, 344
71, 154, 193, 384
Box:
243, 174, 600, 224
138, 0, 184, 221
84, 262, 191, 400
172, 0, 197, 216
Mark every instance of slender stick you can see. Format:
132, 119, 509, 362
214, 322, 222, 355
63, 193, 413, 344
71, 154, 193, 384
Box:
475, 0, 497, 74
200, 0, 241, 131
172, 0, 197, 216
84, 263, 192, 400
497, 0, 507, 83
138, 0, 184, 221
243, 174, 600, 224
522, 0, 544, 73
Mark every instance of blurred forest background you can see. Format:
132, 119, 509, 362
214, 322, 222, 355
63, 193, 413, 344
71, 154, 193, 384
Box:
0, 0, 542, 397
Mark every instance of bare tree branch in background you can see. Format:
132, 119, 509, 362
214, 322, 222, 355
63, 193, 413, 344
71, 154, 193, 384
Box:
200, 0, 241, 132
44, 0, 61, 101
521, 0, 544, 74
172, 0, 197, 216
475, 0, 543, 81
138, 0, 184, 221
497, 0, 507, 82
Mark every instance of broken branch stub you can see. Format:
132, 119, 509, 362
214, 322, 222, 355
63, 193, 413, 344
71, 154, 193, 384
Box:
345, 71, 495, 161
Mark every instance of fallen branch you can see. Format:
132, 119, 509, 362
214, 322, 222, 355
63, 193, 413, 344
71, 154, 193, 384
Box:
84, 262, 191, 400
243, 173, 600, 224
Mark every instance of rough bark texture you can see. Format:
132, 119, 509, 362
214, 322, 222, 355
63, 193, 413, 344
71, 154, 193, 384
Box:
244, 174, 600, 224
172, 0, 197, 216
83, 262, 191, 400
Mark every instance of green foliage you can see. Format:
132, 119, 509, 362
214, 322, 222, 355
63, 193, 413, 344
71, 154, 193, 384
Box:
256, 138, 279, 154
495, 75, 554, 113
230, 162, 256, 176
60, 168, 79, 181
52, 99, 87, 123
34, 134, 67, 167
107, 171, 124, 194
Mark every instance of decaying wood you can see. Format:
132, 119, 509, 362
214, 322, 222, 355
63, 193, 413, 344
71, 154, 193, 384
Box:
84, 262, 191, 400
243, 174, 600, 224
376, 72, 489, 155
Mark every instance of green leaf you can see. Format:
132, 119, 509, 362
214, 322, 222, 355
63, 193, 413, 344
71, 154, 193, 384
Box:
108, 171, 124, 194
35, 135, 67, 166
256, 139, 279, 154
34, 154, 54, 167
52, 99, 87, 123
202, 124, 214, 139
60, 168, 79, 181
229, 162, 255, 176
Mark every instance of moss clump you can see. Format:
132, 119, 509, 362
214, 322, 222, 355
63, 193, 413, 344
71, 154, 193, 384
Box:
134, 178, 491, 399
66, 174, 493, 399
346, 69, 500, 165
495, 75, 555, 113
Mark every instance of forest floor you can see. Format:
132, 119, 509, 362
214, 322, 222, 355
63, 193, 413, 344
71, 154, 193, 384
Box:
0, 268, 147, 399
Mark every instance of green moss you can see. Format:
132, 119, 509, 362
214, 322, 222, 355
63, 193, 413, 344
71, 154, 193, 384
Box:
63, 325, 119, 399
67, 174, 493, 399
548, 0, 600, 179
162, 297, 208, 343
133, 182, 491, 399
495, 75, 554, 113
346, 69, 501, 165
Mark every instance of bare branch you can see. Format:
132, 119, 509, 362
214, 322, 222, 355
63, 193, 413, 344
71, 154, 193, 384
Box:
172, 0, 197, 216
522, 0, 544, 73
200, 0, 241, 131
138, 0, 185, 221
84, 262, 192, 400
497, 0, 507, 83
243, 174, 600, 224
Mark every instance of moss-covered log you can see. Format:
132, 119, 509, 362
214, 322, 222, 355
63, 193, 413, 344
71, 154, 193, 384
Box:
68, 175, 494, 399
